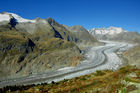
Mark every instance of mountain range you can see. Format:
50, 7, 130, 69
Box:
0, 11, 140, 93
0, 12, 140, 80
88, 26, 140, 43
89, 26, 126, 35
0, 12, 101, 80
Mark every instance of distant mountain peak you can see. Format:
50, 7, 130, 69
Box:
71, 25, 83, 28
46, 17, 60, 26
35, 17, 41, 20
89, 26, 127, 35
46, 17, 56, 23
69, 25, 88, 32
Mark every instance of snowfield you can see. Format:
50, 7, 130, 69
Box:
0, 12, 35, 23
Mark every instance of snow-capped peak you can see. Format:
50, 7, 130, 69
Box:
89, 26, 127, 35
0, 12, 36, 23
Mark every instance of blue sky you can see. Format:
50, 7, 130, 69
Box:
0, 0, 140, 32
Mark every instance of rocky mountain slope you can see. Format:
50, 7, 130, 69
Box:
0, 12, 77, 42
0, 12, 99, 79
64, 25, 102, 49
123, 45, 140, 68
0, 24, 83, 79
89, 26, 140, 43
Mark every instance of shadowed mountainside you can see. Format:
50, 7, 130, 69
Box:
0, 19, 84, 79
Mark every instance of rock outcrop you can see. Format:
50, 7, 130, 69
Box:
64, 25, 103, 49
123, 45, 140, 68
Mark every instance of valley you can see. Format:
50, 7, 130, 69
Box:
0, 12, 140, 92
0, 41, 134, 88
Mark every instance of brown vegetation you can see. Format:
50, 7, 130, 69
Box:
1, 66, 139, 93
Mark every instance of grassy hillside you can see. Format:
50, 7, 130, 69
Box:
1, 66, 139, 93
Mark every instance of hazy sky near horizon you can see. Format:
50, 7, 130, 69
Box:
0, 0, 140, 32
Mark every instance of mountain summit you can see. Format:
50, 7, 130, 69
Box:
0, 12, 35, 23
